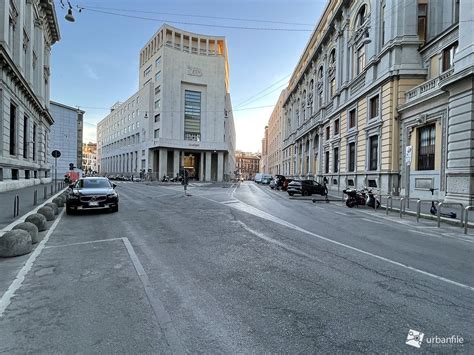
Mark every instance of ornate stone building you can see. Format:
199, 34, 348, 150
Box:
235, 151, 260, 180
281, 0, 472, 203
267, 89, 286, 176
0, 0, 60, 192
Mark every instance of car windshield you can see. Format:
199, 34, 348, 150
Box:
76, 179, 111, 189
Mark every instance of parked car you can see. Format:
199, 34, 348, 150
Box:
287, 180, 328, 197
261, 174, 273, 184
254, 173, 263, 183
282, 178, 293, 191
274, 175, 286, 189
270, 179, 277, 189
66, 177, 119, 214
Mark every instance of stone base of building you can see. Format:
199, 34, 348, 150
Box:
0, 177, 52, 193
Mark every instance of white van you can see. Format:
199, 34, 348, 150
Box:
254, 173, 263, 183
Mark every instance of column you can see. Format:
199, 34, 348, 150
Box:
217, 152, 224, 182
159, 148, 168, 178
173, 149, 180, 177
205, 151, 212, 181
199, 152, 204, 181
308, 135, 313, 175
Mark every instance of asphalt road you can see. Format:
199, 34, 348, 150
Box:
0, 181, 472, 353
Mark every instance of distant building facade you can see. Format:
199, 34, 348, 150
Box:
266, 89, 286, 176
82, 142, 97, 174
49, 101, 84, 179
97, 24, 236, 182
0, 0, 60, 192
236, 151, 260, 180
260, 126, 268, 174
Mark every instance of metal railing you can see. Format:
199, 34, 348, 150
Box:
437, 202, 464, 228
464, 206, 474, 234
415, 199, 437, 223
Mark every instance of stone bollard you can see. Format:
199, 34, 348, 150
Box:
52, 196, 65, 208
37, 206, 55, 221
25, 213, 47, 232
44, 202, 59, 215
0, 230, 32, 257
13, 222, 40, 244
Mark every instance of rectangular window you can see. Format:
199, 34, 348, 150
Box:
333, 147, 339, 173
418, 124, 436, 170
9, 17, 14, 53
330, 78, 336, 97
9, 104, 16, 155
369, 135, 378, 171
326, 126, 330, 140
334, 119, 339, 135
349, 109, 356, 129
155, 85, 161, 95
32, 123, 36, 161
418, 4, 428, 42
184, 90, 201, 141
381, 4, 386, 45
144, 65, 151, 76
442, 42, 458, 71
23, 116, 28, 158
154, 129, 160, 139
155, 71, 161, 82
325, 151, 330, 174
155, 56, 161, 67
154, 99, 161, 110
369, 95, 379, 119
154, 113, 160, 122
356, 46, 366, 75
348, 142, 356, 172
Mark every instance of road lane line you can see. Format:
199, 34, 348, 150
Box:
121, 237, 185, 354
0, 209, 65, 317
237, 221, 323, 263
361, 218, 384, 225
44, 237, 123, 249
203, 197, 474, 292
333, 211, 348, 216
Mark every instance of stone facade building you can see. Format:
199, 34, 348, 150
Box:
235, 151, 260, 180
267, 89, 286, 176
0, 0, 60, 192
276, 0, 473, 205
98, 24, 236, 182
82, 142, 97, 174
260, 125, 268, 174
49, 101, 83, 179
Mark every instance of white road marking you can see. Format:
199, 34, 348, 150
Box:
216, 199, 474, 292
237, 221, 323, 263
333, 211, 348, 216
361, 218, 384, 225
122, 237, 185, 353
44, 238, 123, 249
0, 209, 65, 317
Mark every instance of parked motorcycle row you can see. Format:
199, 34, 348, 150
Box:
342, 188, 380, 208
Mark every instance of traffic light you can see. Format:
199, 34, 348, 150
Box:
69, 163, 74, 171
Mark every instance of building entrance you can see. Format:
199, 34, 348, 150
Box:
183, 152, 201, 180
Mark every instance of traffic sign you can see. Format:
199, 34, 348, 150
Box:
51, 150, 61, 158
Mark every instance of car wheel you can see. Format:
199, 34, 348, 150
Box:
288, 192, 294, 196
302, 190, 308, 196
66, 206, 74, 215
112, 205, 119, 213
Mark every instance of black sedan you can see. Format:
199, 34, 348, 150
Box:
66, 177, 119, 214
287, 180, 328, 197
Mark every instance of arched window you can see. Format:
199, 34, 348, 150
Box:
302, 90, 306, 121
318, 66, 323, 80
357, 4, 367, 27
296, 98, 300, 126
308, 80, 314, 116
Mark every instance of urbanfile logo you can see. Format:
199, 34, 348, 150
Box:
406, 329, 424, 348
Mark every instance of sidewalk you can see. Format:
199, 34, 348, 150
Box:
0, 182, 65, 229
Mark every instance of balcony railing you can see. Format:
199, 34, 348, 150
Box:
405, 68, 454, 103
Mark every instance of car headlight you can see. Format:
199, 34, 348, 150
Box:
107, 193, 118, 199
68, 193, 79, 200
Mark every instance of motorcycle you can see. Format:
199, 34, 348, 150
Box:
343, 188, 380, 208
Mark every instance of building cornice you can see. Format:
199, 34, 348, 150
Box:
39, 0, 60, 44
0, 46, 54, 125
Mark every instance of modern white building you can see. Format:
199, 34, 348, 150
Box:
49, 101, 84, 179
98, 24, 236, 182
0, 0, 60, 192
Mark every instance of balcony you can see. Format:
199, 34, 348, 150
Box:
404, 68, 454, 104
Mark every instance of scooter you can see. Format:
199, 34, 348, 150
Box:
343, 188, 380, 208
429, 188, 456, 218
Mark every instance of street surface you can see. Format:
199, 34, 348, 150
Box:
0, 181, 472, 353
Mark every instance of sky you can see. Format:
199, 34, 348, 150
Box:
51, 0, 327, 152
